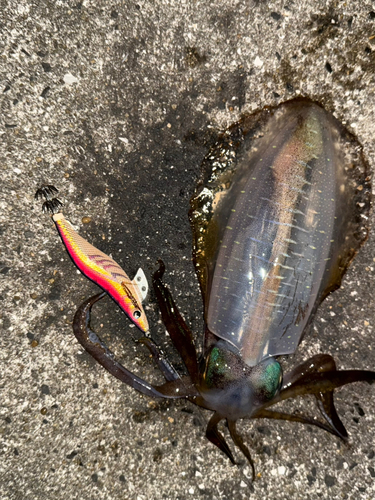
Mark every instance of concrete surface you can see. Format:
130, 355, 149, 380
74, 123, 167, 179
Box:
1, 1, 375, 499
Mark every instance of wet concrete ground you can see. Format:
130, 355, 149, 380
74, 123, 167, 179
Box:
1, 1, 375, 499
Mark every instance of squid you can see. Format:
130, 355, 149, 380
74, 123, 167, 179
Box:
37, 98, 375, 479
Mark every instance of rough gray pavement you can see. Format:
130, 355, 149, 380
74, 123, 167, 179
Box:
1, 1, 375, 499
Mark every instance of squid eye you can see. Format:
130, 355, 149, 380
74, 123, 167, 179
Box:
133, 310, 141, 319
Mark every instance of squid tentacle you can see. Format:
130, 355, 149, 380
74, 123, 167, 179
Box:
73, 293, 197, 399
152, 260, 200, 385
205, 412, 236, 465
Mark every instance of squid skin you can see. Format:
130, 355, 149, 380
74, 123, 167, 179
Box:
52, 212, 149, 333
44, 98, 374, 479
191, 98, 371, 368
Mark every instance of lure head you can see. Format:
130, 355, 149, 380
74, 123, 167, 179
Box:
118, 285, 149, 333
118, 267, 149, 332
199, 340, 283, 420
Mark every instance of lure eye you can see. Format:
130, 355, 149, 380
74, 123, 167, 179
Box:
133, 310, 141, 319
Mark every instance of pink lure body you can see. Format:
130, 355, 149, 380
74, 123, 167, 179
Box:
52, 213, 149, 333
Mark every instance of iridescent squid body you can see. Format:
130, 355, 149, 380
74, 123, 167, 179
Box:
39, 98, 374, 478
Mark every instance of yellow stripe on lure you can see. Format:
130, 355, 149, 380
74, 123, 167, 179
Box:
52, 212, 149, 333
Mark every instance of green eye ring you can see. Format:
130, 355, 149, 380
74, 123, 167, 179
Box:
252, 358, 283, 403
